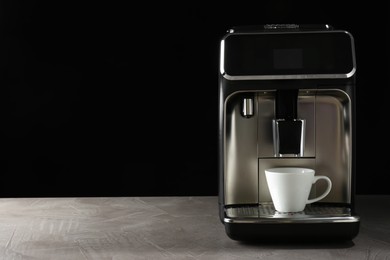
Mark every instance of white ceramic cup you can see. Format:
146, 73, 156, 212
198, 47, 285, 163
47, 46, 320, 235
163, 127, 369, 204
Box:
265, 167, 332, 212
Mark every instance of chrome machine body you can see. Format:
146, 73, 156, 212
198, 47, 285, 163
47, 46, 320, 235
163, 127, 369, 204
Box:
218, 24, 360, 241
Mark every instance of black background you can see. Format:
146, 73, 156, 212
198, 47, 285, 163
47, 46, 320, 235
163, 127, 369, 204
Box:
1, 1, 389, 197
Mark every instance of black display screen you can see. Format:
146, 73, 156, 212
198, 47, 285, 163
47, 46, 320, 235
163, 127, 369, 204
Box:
273, 48, 303, 69
223, 32, 354, 76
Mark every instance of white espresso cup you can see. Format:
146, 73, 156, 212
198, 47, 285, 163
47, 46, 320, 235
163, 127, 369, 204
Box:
265, 167, 332, 212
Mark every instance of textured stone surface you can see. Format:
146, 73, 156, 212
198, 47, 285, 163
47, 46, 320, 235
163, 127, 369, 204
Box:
0, 195, 389, 259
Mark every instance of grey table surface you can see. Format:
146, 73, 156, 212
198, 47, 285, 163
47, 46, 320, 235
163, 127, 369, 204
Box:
0, 195, 389, 260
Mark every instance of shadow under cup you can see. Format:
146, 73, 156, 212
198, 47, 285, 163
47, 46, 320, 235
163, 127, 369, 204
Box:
265, 167, 332, 213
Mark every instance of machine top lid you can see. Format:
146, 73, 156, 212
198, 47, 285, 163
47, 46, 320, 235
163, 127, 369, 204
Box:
229, 24, 334, 33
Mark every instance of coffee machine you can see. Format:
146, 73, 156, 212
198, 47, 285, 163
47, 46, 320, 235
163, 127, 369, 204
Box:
218, 24, 360, 241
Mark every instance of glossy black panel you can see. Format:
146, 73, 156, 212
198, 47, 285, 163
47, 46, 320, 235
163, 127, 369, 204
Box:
223, 32, 354, 76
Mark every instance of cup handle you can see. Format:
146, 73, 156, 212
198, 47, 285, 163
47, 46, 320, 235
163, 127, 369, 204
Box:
307, 176, 332, 204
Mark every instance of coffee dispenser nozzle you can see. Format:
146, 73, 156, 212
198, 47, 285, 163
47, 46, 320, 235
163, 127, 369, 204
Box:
273, 89, 305, 157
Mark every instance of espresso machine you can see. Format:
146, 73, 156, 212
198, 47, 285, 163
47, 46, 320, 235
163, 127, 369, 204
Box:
218, 24, 360, 241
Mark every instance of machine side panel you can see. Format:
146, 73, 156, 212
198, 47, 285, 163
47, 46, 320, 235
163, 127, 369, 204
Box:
315, 91, 351, 203
225, 94, 258, 205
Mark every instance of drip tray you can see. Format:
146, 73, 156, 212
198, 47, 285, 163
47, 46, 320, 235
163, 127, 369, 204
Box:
224, 204, 359, 224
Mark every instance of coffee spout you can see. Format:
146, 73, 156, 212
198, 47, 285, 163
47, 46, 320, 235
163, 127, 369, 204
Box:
273, 89, 305, 157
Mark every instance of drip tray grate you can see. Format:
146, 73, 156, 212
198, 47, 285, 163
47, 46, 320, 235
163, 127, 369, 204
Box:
225, 204, 358, 223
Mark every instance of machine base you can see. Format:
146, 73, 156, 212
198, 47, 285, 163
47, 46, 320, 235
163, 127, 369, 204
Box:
225, 222, 360, 242
223, 204, 360, 242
